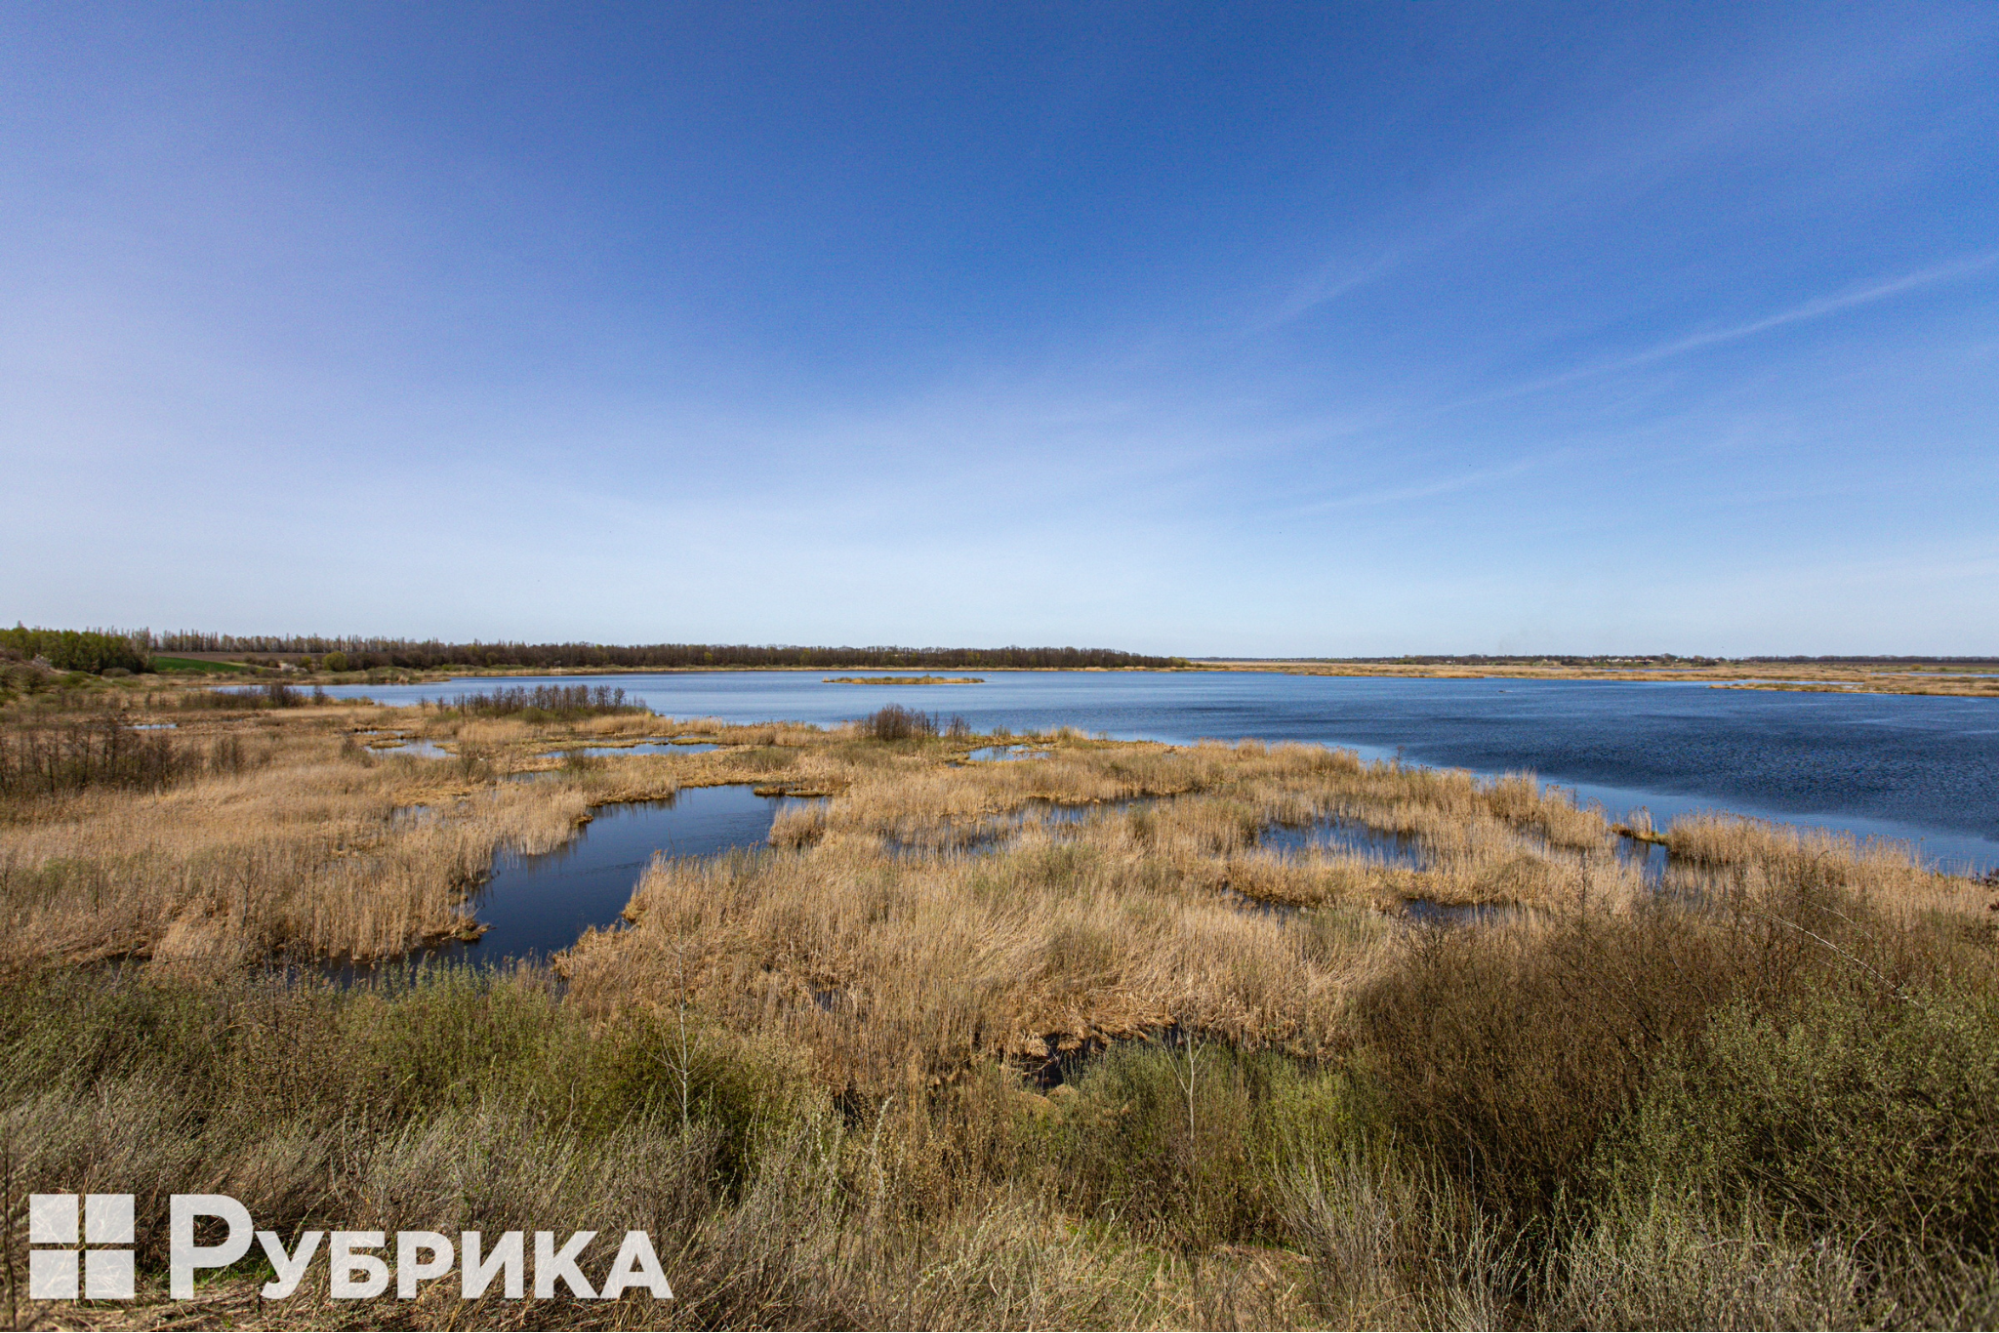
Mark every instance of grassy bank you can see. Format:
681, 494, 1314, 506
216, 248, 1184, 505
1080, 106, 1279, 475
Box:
1209, 657, 1999, 699
2, 699, 1994, 1328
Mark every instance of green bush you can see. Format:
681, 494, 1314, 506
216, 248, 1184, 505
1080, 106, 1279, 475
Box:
1352, 905, 1742, 1225
0, 624, 149, 674
1604, 979, 1999, 1260
1043, 1040, 1386, 1248
0, 965, 822, 1205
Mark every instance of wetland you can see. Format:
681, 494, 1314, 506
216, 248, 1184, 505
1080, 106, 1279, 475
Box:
3, 681, 1996, 1329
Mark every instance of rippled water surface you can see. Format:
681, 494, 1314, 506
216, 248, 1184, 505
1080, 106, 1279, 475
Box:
323, 671, 1999, 871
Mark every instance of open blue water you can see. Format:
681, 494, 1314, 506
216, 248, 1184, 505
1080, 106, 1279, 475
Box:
371, 737, 450, 758
1260, 818, 1426, 866
338, 785, 797, 974
471, 785, 800, 963
542, 741, 721, 757
320, 671, 1999, 873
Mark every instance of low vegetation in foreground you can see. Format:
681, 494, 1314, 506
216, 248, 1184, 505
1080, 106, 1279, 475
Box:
1, 692, 1995, 1329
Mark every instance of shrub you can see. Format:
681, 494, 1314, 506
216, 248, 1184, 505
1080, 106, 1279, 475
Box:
0, 966, 823, 1238
0, 625, 149, 675
1045, 1041, 1389, 1249
0, 716, 187, 798
863, 703, 937, 741
434, 685, 644, 721
1352, 906, 1741, 1226
1604, 979, 1999, 1262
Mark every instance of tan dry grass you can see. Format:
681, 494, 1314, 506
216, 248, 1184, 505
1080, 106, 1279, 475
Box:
1665, 810, 1995, 926
9, 703, 1999, 1332
7, 701, 1987, 1059
555, 741, 1651, 1093
0, 711, 657, 969
1209, 658, 1999, 699
563, 830, 1386, 1093
0, 708, 880, 972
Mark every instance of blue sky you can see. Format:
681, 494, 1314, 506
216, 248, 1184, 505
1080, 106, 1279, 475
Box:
4, 2, 1995, 655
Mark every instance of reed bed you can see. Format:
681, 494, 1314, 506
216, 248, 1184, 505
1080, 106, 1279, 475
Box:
0, 715, 612, 969
3, 700, 1995, 1328
563, 830, 1387, 1091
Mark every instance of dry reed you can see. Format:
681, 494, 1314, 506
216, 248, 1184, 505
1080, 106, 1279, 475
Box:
5, 700, 1995, 1330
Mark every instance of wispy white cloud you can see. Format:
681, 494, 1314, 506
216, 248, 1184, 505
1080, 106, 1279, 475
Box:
1252, 252, 1399, 332
1280, 448, 1579, 517
1603, 252, 1998, 368
1463, 250, 1999, 407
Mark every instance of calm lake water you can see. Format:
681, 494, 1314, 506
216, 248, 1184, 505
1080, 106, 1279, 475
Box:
474, 785, 801, 962
325, 671, 1999, 873
363, 785, 798, 970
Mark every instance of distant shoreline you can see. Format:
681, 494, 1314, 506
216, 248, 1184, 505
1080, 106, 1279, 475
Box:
19, 643, 1996, 703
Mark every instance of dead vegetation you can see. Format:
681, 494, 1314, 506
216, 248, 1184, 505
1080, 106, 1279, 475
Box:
3, 695, 1995, 1329
1216, 657, 1999, 699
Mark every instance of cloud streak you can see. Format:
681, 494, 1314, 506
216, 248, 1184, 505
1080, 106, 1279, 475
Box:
1469, 251, 1999, 407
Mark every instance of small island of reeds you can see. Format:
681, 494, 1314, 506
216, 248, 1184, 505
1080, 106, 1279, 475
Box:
824, 674, 984, 684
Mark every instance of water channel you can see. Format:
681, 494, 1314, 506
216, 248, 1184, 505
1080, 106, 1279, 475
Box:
352, 785, 805, 974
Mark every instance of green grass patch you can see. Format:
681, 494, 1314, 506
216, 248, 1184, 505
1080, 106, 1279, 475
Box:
151, 656, 254, 674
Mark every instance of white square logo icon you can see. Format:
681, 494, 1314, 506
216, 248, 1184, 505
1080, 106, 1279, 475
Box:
29, 1193, 78, 1245
84, 1193, 135, 1245
27, 1193, 136, 1301
28, 1249, 79, 1302
86, 1249, 137, 1300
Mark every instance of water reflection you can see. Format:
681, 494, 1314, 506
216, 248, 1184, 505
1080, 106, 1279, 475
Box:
880, 797, 1160, 857
371, 738, 450, 758
1616, 836, 1670, 884
965, 746, 1051, 762
1258, 817, 1425, 867
334, 785, 799, 979
541, 741, 722, 758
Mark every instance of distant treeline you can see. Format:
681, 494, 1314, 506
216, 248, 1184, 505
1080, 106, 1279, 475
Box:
1302, 654, 1720, 665
1738, 655, 1999, 665
1280, 654, 1999, 667
147, 633, 1186, 671
0, 626, 149, 674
